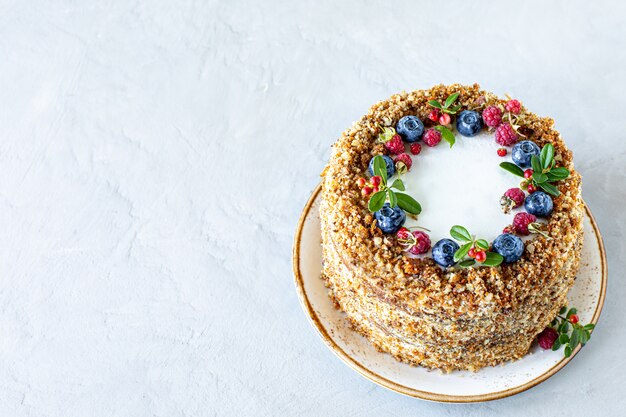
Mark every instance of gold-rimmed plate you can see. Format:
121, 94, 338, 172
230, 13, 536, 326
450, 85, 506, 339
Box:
293, 185, 607, 403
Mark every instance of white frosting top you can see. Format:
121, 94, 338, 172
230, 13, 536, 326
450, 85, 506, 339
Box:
402, 131, 522, 244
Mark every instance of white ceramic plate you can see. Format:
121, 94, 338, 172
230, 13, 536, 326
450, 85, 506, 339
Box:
293, 185, 607, 403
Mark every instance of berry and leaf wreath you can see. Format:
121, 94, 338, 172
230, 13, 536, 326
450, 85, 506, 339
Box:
354, 91, 594, 356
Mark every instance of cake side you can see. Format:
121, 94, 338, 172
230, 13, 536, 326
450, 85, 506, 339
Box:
319, 84, 584, 371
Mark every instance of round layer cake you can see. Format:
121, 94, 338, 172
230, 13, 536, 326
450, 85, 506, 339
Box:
319, 84, 583, 372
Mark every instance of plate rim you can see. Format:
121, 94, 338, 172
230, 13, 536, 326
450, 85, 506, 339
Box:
292, 184, 608, 403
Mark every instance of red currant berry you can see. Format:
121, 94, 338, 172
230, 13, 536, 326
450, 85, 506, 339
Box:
468, 248, 476, 258
475, 251, 487, 263
357, 177, 366, 188
362, 187, 372, 196
428, 109, 440, 122
372, 186, 379, 193
370, 175, 382, 187
410, 143, 422, 155
524, 169, 533, 179
569, 314, 579, 324
439, 113, 451, 126
497, 148, 507, 157
527, 183, 537, 193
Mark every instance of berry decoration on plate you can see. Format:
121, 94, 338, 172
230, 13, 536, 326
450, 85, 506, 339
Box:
505, 99, 521, 114
394, 153, 413, 173
423, 128, 442, 147
492, 233, 524, 263
374, 203, 406, 234
499, 143, 570, 196
494, 123, 518, 146
482, 105, 502, 128
456, 110, 483, 137
397, 228, 432, 255
432, 238, 460, 268
511, 140, 540, 169
497, 147, 507, 157
409, 143, 422, 155
500, 187, 525, 213
366, 156, 422, 222
449, 225, 504, 267
543, 306, 596, 357
396, 116, 424, 143
525, 191, 554, 217
368, 155, 395, 179
512, 212, 537, 235
427, 92, 460, 147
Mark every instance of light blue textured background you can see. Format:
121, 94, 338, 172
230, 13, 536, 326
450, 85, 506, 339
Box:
0, 0, 623, 415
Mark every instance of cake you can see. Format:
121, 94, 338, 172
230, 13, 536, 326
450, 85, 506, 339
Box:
319, 84, 586, 372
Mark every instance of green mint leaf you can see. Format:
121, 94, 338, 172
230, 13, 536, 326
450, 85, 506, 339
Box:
546, 167, 570, 181
444, 92, 460, 108
368, 190, 387, 212
475, 239, 489, 250
481, 252, 504, 267
450, 225, 472, 242
552, 339, 561, 351
533, 172, 548, 184
372, 155, 388, 183
390, 179, 405, 191
583, 323, 595, 331
580, 329, 590, 345
434, 125, 456, 148
531, 155, 542, 173
454, 242, 473, 262
566, 307, 577, 318
541, 143, 554, 170
539, 182, 560, 196
388, 189, 398, 207
428, 100, 443, 109
396, 193, 421, 215
458, 259, 476, 268
569, 328, 580, 349
564, 344, 572, 357
500, 162, 525, 177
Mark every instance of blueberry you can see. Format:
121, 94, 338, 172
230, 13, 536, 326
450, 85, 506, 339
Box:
456, 110, 483, 137
492, 233, 524, 263
512, 140, 540, 168
432, 238, 460, 268
368, 155, 395, 179
396, 116, 424, 143
374, 203, 406, 234
524, 191, 553, 217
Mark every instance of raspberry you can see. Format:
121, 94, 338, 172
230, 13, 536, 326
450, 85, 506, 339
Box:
423, 129, 442, 147
482, 106, 502, 128
505, 99, 521, 114
394, 153, 413, 171
384, 134, 405, 155
438, 113, 451, 126
501, 187, 526, 211
537, 327, 558, 350
428, 109, 440, 122
495, 123, 518, 146
512, 212, 537, 235
408, 231, 431, 255
497, 148, 507, 157
396, 227, 411, 240
410, 143, 422, 155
